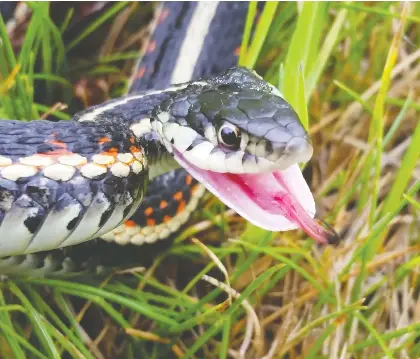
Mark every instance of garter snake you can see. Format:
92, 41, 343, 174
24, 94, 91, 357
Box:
0, 2, 334, 276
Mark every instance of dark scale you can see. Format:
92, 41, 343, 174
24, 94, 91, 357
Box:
186, 112, 207, 136
0, 119, 124, 160
0, 108, 148, 256
66, 177, 95, 207
129, 168, 197, 228
98, 204, 114, 229
13, 195, 46, 233
67, 216, 80, 232
25, 178, 64, 206
0, 178, 20, 210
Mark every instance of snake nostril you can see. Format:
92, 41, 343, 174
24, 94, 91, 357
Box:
285, 137, 313, 162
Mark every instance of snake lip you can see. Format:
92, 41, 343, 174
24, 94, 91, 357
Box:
173, 150, 333, 244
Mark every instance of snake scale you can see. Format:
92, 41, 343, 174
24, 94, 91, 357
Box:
0, 2, 334, 277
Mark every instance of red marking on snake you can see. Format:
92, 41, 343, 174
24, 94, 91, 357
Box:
147, 218, 156, 226
98, 137, 110, 144
39, 149, 72, 156
163, 215, 172, 223
130, 146, 141, 154
177, 200, 186, 214
173, 191, 183, 201
101, 147, 119, 157
234, 46, 241, 56
160, 200, 168, 209
42, 139, 71, 155
191, 184, 201, 194
185, 174, 193, 185
49, 140, 66, 147
144, 207, 153, 216
125, 220, 136, 227
158, 8, 169, 24
147, 40, 156, 53
137, 66, 146, 79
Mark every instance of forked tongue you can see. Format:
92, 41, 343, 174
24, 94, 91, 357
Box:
230, 170, 334, 244
174, 153, 336, 244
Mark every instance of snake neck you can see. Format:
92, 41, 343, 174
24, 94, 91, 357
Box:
134, 119, 180, 180
75, 88, 185, 180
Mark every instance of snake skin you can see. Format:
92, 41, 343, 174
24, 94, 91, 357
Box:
0, 117, 147, 255
131, 2, 248, 91
0, 2, 250, 276
110, 1, 249, 244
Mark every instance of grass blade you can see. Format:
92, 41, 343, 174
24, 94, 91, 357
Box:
353, 311, 394, 359
381, 119, 420, 216
359, 3, 409, 222
282, 2, 327, 107
244, 2, 279, 69
238, 2, 257, 66
9, 282, 61, 359
66, 2, 129, 51
383, 95, 412, 148
306, 8, 348, 98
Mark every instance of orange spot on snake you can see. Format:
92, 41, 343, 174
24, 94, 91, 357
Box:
137, 66, 146, 79
160, 200, 168, 209
147, 40, 156, 53
101, 147, 119, 157
130, 146, 141, 153
163, 215, 172, 223
234, 46, 241, 56
42, 149, 72, 156
45, 138, 68, 151
41, 138, 72, 155
185, 175, 193, 185
50, 140, 66, 147
144, 207, 153, 216
129, 137, 135, 144
173, 191, 183, 201
177, 200, 186, 214
98, 137, 110, 144
191, 184, 201, 194
147, 218, 156, 226
125, 220, 136, 227
158, 8, 169, 24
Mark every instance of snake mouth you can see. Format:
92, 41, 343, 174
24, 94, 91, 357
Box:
174, 151, 333, 244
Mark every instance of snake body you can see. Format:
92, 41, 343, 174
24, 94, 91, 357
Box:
0, 3, 324, 276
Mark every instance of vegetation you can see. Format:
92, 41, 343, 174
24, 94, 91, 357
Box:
0, 2, 419, 358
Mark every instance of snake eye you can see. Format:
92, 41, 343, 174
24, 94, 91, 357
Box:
218, 122, 241, 150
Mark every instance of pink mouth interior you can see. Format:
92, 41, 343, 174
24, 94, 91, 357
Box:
174, 152, 334, 244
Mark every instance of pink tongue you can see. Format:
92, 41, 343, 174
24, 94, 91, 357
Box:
174, 152, 335, 244
226, 172, 330, 244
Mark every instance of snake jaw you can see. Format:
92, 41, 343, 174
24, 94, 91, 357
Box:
146, 67, 334, 243
173, 148, 332, 244
158, 67, 334, 243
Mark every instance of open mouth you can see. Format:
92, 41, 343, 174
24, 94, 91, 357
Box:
174, 151, 336, 244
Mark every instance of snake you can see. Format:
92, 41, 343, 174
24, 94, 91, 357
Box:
0, 2, 335, 277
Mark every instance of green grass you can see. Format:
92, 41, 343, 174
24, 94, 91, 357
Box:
0, 2, 419, 358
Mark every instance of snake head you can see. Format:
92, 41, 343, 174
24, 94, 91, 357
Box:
152, 67, 337, 244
